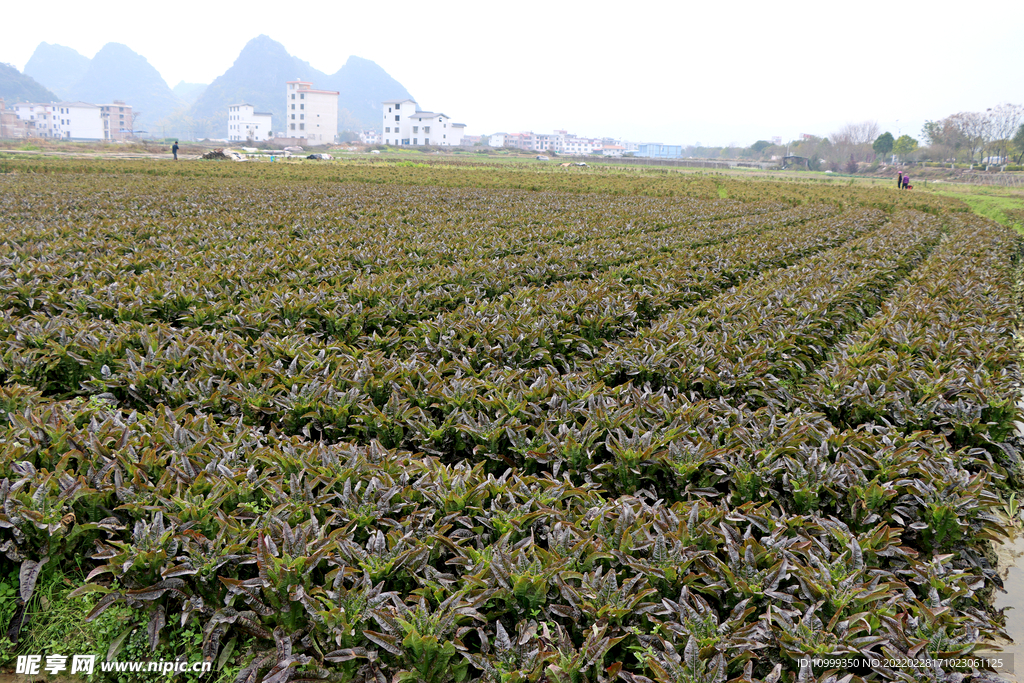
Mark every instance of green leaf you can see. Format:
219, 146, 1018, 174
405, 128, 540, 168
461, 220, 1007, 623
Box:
107, 625, 134, 662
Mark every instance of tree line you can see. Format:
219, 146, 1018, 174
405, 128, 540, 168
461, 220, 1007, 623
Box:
691, 103, 1024, 171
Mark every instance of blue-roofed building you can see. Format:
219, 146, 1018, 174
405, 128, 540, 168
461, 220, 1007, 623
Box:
637, 143, 683, 158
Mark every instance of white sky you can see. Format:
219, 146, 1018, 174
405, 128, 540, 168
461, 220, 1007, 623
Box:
3, 0, 1022, 146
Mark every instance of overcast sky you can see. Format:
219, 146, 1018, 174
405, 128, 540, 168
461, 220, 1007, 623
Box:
3, 0, 1022, 146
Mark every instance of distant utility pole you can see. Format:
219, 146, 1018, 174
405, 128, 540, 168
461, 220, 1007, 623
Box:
893, 119, 900, 165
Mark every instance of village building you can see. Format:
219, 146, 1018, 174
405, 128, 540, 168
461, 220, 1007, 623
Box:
100, 101, 134, 141
382, 100, 465, 147
0, 98, 35, 138
637, 143, 683, 158
501, 132, 533, 150
488, 130, 610, 155
13, 102, 54, 137
562, 135, 603, 155
14, 102, 103, 140
286, 80, 338, 144
227, 104, 272, 142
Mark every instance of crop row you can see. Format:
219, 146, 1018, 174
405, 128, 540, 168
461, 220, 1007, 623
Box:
590, 211, 941, 404
0, 204, 877, 402
2, 208, 905, 477
4, 210, 999, 516
0, 156, 973, 215
799, 212, 1021, 447
1, 177, 839, 334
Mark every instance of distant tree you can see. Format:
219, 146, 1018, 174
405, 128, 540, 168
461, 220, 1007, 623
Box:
921, 120, 943, 147
872, 132, 894, 159
845, 156, 858, 174
921, 105, 1022, 163
893, 134, 918, 161
950, 112, 989, 162
750, 140, 772, 154
986, 103, 1024, 163
1013, 123, 1024, 164
830, 121, 880, 166
922, 117, 967, 161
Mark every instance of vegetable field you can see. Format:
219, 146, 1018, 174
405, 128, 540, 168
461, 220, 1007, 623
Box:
1, 160, 1021, 682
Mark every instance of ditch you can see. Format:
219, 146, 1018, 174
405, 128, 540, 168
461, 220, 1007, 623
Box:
993, 529, 1024, 682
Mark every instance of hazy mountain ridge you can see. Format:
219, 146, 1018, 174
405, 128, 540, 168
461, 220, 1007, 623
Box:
320, 55, 412, 129
18, 36, 411, 139
23, 43, 90, 100
68, 43, 182, 129
187, 35, 412, 139
173, 82, 208, 107
186, 35, 324, 138
0, 62, 58, 103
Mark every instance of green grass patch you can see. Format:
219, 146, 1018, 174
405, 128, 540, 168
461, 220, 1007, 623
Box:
932, 185, 1024, 234
0, 566, 240, 682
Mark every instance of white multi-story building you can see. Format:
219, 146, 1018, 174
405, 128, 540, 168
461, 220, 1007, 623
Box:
285, 80, 338, 144
359, 129, 380, 145
15, 102, 103, 140
502, 133, 533, 150
53, 102, 103, 140
451, 122, 466, 145
532, 131, 565, 153
227, 104, 272, 142
382, 100, 465, 146
0, 98, 33, 138
487, 129, 628, 156
562, 135, 602, 155
13, 103, 52, 136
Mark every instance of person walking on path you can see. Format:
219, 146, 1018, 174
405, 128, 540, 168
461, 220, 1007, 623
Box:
172, 141, 179, 161
896, 171, 902, 189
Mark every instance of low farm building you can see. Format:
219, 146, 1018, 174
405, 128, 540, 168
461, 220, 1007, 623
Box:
637, 143, 683, 158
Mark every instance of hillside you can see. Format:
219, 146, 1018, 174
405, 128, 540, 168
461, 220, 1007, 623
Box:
321, 56, 412, 130
0, 62, 58, 103
23, 43, 90, 99
187, 35, 321, 139
172, 81, 207, 107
